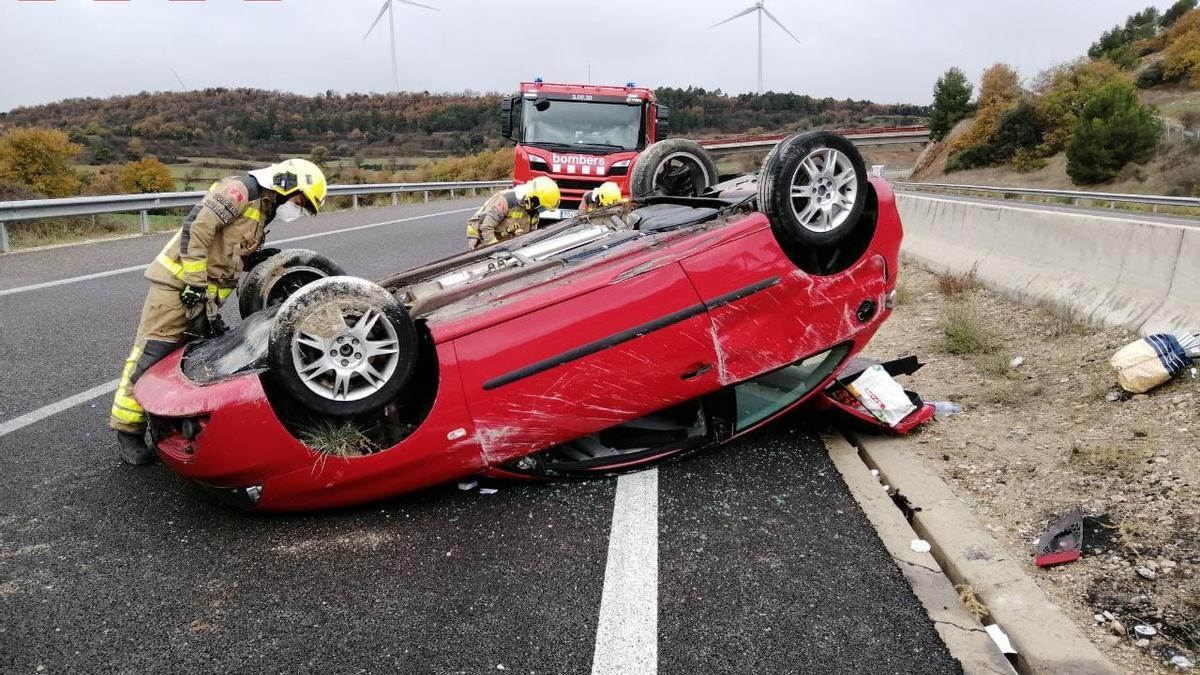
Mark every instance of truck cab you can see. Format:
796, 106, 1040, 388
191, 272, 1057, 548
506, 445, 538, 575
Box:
500, 80, 670, 218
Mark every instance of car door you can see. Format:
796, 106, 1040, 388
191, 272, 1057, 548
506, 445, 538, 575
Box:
454, 262, 721, 466
679, 226, 889, 384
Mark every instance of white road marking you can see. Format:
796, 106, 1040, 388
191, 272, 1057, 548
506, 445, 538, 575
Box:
0, 380, 118, 439
0, 207, 475, 298
592, 469, 659, 675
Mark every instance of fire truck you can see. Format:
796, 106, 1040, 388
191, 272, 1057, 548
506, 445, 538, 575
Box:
500, 79, 671, 218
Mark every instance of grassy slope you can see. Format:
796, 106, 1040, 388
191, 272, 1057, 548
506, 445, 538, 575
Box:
915, 85, 1199, 195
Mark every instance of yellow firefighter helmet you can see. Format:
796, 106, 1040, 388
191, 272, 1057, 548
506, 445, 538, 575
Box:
590, 181, 623, 208
519, 176, 561, 211
250, 158, 328, 214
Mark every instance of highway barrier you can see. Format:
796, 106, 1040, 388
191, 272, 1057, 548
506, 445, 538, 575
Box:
896, 193, 1200, 335
0, 180, 511, 254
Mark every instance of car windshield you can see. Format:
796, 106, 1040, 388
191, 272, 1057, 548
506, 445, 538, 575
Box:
521, 99, 644, 151
733, 343, 852, 431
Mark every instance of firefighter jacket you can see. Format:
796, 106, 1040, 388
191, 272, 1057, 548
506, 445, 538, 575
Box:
467, 189, 538, 248
145, 176, 275, 302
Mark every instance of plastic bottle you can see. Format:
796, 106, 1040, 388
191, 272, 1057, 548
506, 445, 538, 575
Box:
931, 401, 961, 419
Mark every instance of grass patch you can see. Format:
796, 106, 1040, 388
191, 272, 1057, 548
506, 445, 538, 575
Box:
1068, 439, 1150, 478
935, 264, 979, 296
298, 420, 376, 458
8, 212, 181, 249
893, 276, 916, 306
956, 584, 989, 621
972, 352, 1013, 378
939, 303, 998, 355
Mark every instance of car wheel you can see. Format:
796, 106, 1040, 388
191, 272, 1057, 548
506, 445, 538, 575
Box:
629, 139, 718, 198
268, 276, 418, 418
238, 249, 345, 320
757, 131, 869, 248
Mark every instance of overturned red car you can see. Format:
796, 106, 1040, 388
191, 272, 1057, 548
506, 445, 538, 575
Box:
135, 132, 915, 511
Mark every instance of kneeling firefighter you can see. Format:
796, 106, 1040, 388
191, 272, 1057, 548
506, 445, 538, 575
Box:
110, 158, 327, 465
578, 181, 625, 215
466, 176, 560, 250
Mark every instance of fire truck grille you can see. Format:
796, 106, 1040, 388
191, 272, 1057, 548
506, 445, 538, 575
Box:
553, 177, 607, 191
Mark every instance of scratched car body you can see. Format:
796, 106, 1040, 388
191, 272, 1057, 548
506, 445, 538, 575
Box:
135, 133, 905, 511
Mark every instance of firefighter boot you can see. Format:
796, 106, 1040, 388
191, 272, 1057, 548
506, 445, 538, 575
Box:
116, 430, 156, 466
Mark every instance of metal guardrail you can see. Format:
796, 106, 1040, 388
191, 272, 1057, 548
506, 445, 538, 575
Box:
894, 181, 1200, 210
0, 180, 510, 253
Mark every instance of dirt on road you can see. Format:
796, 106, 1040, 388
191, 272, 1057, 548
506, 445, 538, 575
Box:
869, 262, 1199, 674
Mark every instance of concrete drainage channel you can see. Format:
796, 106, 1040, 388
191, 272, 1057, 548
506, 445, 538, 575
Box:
825, 431, 1122, 675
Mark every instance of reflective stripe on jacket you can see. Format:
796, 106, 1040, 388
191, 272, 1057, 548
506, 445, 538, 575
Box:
467, 189, 537, 245
146, 175, 270, 293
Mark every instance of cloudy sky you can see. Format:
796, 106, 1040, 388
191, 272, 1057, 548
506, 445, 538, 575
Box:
0, 0, 1165, 112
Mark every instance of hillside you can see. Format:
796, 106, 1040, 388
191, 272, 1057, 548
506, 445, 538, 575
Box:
916, 3, 1200, 197
0, 87, 927, 167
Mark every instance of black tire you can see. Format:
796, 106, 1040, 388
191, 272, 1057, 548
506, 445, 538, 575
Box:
268, 276, 419, 418
628, 139, 718, 198
238, 249, 345, 320
757, 131, 869, 249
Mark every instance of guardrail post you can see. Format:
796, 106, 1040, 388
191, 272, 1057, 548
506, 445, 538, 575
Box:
423, 190, 429, 203
139, 210, 150, 234
352, 195, 359, 210
391, 193, 398, 206
470, 187, 477, 197
450, 189, 455, 199
0, 222, 9, 254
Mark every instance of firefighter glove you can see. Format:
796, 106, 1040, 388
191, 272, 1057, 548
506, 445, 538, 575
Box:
179, 285, 207, 307
242, 247, 281, 270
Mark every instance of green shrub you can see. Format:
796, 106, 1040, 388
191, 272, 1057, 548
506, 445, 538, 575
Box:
1136, 62, 1167, 87
993, 101, 1044, 159
945, 144, 996, 172
1066, 81, 1162, 184
1012, 150, 1048, 172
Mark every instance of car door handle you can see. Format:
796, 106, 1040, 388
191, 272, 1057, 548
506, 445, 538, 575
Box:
681, 363, 713, 381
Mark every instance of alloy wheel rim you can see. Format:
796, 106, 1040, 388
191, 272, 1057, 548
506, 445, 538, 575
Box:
788, 147, 858, 233
290, 306, 401, 402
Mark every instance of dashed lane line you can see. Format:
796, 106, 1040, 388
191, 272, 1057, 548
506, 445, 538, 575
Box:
0, 207, 475, 298
591, 469, 659, 675
0, 380, 118, 440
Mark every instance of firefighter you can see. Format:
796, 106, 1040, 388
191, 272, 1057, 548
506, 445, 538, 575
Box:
578, 181, 624, 215
110, 158, 327, 465
466, 176, 560, 250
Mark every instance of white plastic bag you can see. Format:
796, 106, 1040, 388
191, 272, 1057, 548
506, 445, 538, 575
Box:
846, 364, 917, 427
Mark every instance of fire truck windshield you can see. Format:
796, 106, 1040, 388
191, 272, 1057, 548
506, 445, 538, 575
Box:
521, 99, 644, 151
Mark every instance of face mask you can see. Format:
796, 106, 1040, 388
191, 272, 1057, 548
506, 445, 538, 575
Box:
275, 200, 305, 223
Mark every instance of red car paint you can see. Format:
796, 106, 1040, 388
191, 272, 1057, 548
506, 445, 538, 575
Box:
136, 177, 908, 511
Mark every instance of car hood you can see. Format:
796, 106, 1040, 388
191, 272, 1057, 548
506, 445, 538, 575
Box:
181, 306, 278, 384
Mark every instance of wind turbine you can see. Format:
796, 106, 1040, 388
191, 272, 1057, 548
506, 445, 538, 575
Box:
363, 0, 439, 92
711, 1, 800, 94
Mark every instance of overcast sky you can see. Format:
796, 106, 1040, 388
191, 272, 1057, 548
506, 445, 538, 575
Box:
0, 0, 1166, 112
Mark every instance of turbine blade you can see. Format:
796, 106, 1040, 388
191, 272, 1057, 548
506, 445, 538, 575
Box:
711, 6, 758, 28
363, 0, 390, 40
762, 7, 801, 43
397, 0, 440, 9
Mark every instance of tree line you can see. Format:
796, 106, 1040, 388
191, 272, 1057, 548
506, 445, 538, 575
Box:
0, 86, 928, 171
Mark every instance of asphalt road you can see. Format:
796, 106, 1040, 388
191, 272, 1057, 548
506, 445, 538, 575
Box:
0, 201, 960, 674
